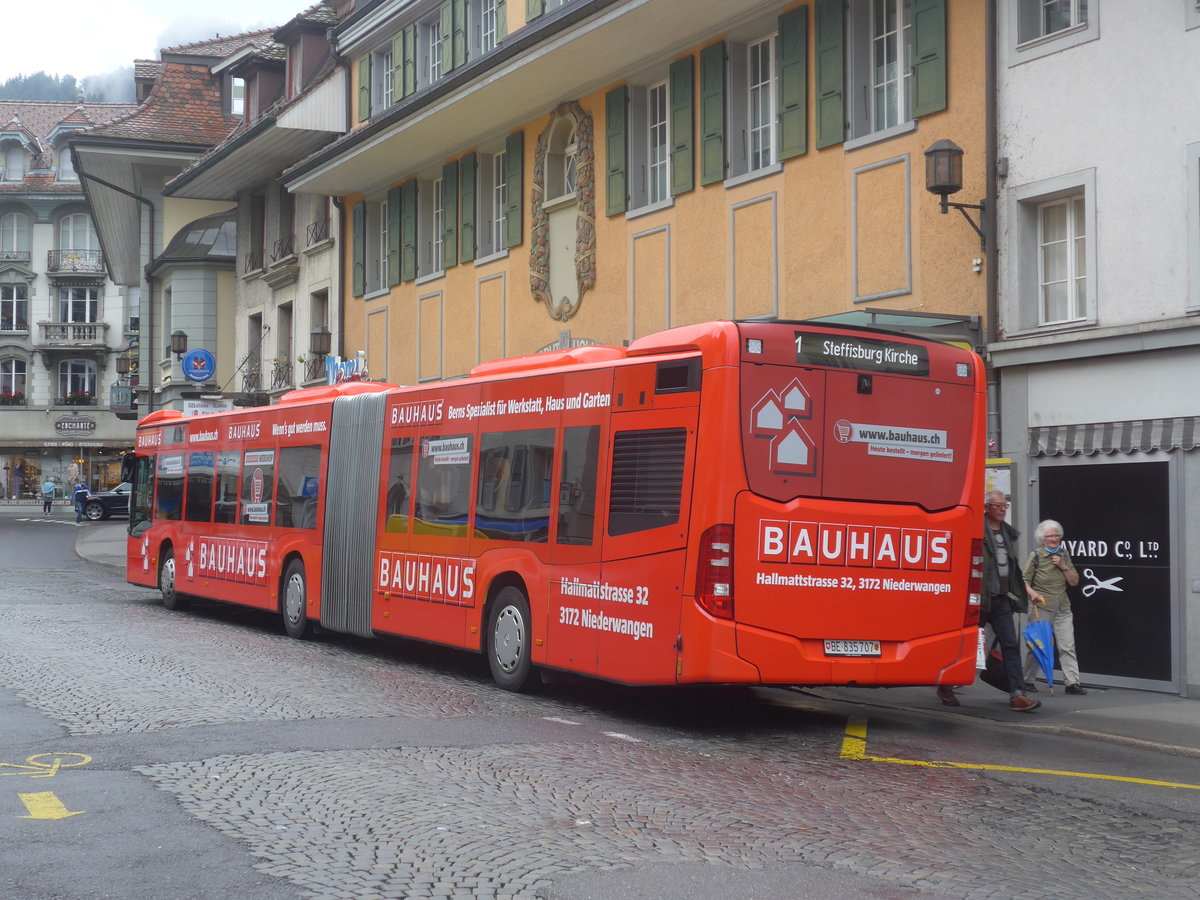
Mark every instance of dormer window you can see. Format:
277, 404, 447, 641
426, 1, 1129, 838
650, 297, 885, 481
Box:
230, 76, 245, 117
2, 145, 25, 182
58, 146, 78, 182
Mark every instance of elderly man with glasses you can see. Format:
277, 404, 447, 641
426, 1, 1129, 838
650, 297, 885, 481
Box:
937, 490, 1041, 712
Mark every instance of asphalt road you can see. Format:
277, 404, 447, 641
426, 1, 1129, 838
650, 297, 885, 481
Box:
1, 512, 1198, 899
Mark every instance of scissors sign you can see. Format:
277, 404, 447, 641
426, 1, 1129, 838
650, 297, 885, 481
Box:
1082, 568, 1124, 597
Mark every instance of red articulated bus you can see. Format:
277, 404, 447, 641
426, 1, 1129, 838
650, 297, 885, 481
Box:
124, 320, 985, 692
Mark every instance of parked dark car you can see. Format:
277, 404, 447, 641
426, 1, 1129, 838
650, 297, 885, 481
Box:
83, 482, 131, 520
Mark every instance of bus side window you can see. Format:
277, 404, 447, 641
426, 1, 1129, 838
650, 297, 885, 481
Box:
414, 434, 474, 535
213, 451, 241, 524
130, 456, 155, 530
185, 451, 215, 523
476, 429, 554, 543
556, 426, 599, 546
607, 427, 686, 537
154, 454, 184, 521
240, 450, 275, 526
276, 445, 322, 530
384, 438, 414, 534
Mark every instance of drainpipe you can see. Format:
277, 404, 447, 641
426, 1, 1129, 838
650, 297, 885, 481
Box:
984, 0, 1000, 456
78, 171, 156, 414
327, 24, 351, 372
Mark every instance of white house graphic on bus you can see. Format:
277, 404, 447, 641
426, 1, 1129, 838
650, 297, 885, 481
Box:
751, 379, 816, 476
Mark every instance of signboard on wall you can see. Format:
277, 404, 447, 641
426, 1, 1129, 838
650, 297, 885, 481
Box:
1038, 461, 1171, 683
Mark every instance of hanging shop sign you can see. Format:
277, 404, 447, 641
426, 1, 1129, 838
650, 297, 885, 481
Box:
182, 348, 217, 384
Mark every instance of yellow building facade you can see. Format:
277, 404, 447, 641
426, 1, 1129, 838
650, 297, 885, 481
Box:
287, 0, 987, 385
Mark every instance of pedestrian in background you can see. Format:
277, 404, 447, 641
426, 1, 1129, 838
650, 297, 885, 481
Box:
71, 481, 91, 524
41, 478, 56, 515
1024, 519, 1087, 695
940, 491, 1041, 711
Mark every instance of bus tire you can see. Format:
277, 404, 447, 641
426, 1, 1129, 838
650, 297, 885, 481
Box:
281, 558, 311, 640
487, 586, 533, 692
159, 547, 189, 611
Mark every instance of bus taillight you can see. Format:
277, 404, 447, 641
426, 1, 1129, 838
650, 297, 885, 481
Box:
696, 524, 734, 620
966, 538, 983, 626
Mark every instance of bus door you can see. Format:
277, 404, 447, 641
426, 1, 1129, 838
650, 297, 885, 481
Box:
597, 404, 698, 684
126, 452, 156, 588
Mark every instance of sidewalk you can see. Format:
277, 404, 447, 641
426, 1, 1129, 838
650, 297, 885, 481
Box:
71, 520, 1200, 758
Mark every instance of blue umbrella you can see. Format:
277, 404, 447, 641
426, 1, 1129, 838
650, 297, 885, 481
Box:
1023, 616, 1056, 695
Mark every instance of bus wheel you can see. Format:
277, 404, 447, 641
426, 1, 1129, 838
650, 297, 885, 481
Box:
487, 586, 533, 692
281, 559, 310, 640
159, 548, 189, 611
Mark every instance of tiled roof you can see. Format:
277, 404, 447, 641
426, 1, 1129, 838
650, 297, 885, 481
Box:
161, 29, 279, 61
79, 60, 239, 147
134, 60, 162, 80
0, 100, 137, 193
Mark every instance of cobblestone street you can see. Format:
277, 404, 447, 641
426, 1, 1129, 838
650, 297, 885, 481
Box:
2, 564, 1199, 899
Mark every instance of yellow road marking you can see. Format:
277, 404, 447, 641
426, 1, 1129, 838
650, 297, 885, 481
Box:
18, 792, 84, 820
841, 718, 1200, 791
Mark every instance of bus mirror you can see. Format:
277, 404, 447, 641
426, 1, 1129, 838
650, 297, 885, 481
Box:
120, 453, 136, 483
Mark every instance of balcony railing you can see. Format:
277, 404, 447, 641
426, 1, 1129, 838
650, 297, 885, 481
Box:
269, 359, 293, 390
242, 368, 262, 394
47, 249, 105, 274
303, 357, 326, 382
1, 309, 29, 333
271, 234, 296, 262
0, 249, 31, 262
306, 217, 330, 246
244, 248, 264, 273
40, 321, 109, 343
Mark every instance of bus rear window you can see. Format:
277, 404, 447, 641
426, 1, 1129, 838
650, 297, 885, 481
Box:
608, 428, 686, 536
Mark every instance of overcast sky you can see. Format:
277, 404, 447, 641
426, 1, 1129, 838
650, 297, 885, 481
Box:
6, 0, 315, 83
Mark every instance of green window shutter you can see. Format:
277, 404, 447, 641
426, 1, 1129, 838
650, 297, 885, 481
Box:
911, 0, 947, 117
453, 0, 467, 70
527, 0, 544, 21
497, 0, 507, 40
669, 56, 694, 196
440, 2, 454, 75
605, 86, 628, 217
357, 56, 371, 122
441, 161, 458, 270
387, 186, 402, 287
778, 6, 808, 160
504, 131, 523, 248
391, 34, 404, 104
402, 25, 417, 97
699, 42, 726, 186
351, 202, 365, 297
815, 0, 844, 149
459, 153, 477, 264
400, 181, 417, 282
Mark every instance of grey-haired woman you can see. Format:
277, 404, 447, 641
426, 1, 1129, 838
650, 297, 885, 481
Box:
1023, 519, 1086, 695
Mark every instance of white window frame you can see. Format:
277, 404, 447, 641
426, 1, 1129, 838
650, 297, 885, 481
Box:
58, 359, 96, 400
1009, 169, 1097, 334
1009, 0, 1098, 66
59, 213, 97, 251
1, 284, 29, 332
58, 286, 99, 324
364, 199, 388, 295
647, 80, 671, 204
2, 145, 25, 182
0, 212, 30, 254
230, 76, 245, 117
725, 32, 783, 183
1, 357, 26, 396
481, 0, 499, 53
57, 146, 78, 182
1036, 196, 1087, 326
417, 177, 446, 281
747, 36, 777, 172
426, 17, 443, 85
378, 46, 396, 110
475, 149, 508, 261
843, 0, 916, 148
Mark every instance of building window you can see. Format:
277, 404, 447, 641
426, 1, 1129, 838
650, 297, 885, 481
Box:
58, 359, 96, 401
475, 149, 508, 259
870, 0, 912, 132
230, 77, 245, 116
376, 46, 395, 111
1, 285, 29, 331
1009, 0, 1098, 64
748, 37, 777, 171
481, 0, 499, 52
365, 200, 388, 293
546, 119, 578, 204
432, 177, 445, 272
57, 147, 78, 182
1, 357, 26, 398
59, 213, 97, 250
59, 286, 99, 323
1010, 169, 1097, 333
647, 81, 670, 204
426, 17, 443, 84
416, 178, 446, 279
2, 145, 24, 182
1038, 197, 1087, 325
162, 286, 173, 362
1018, 0, 1088, 43
0, 212, 30, 257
